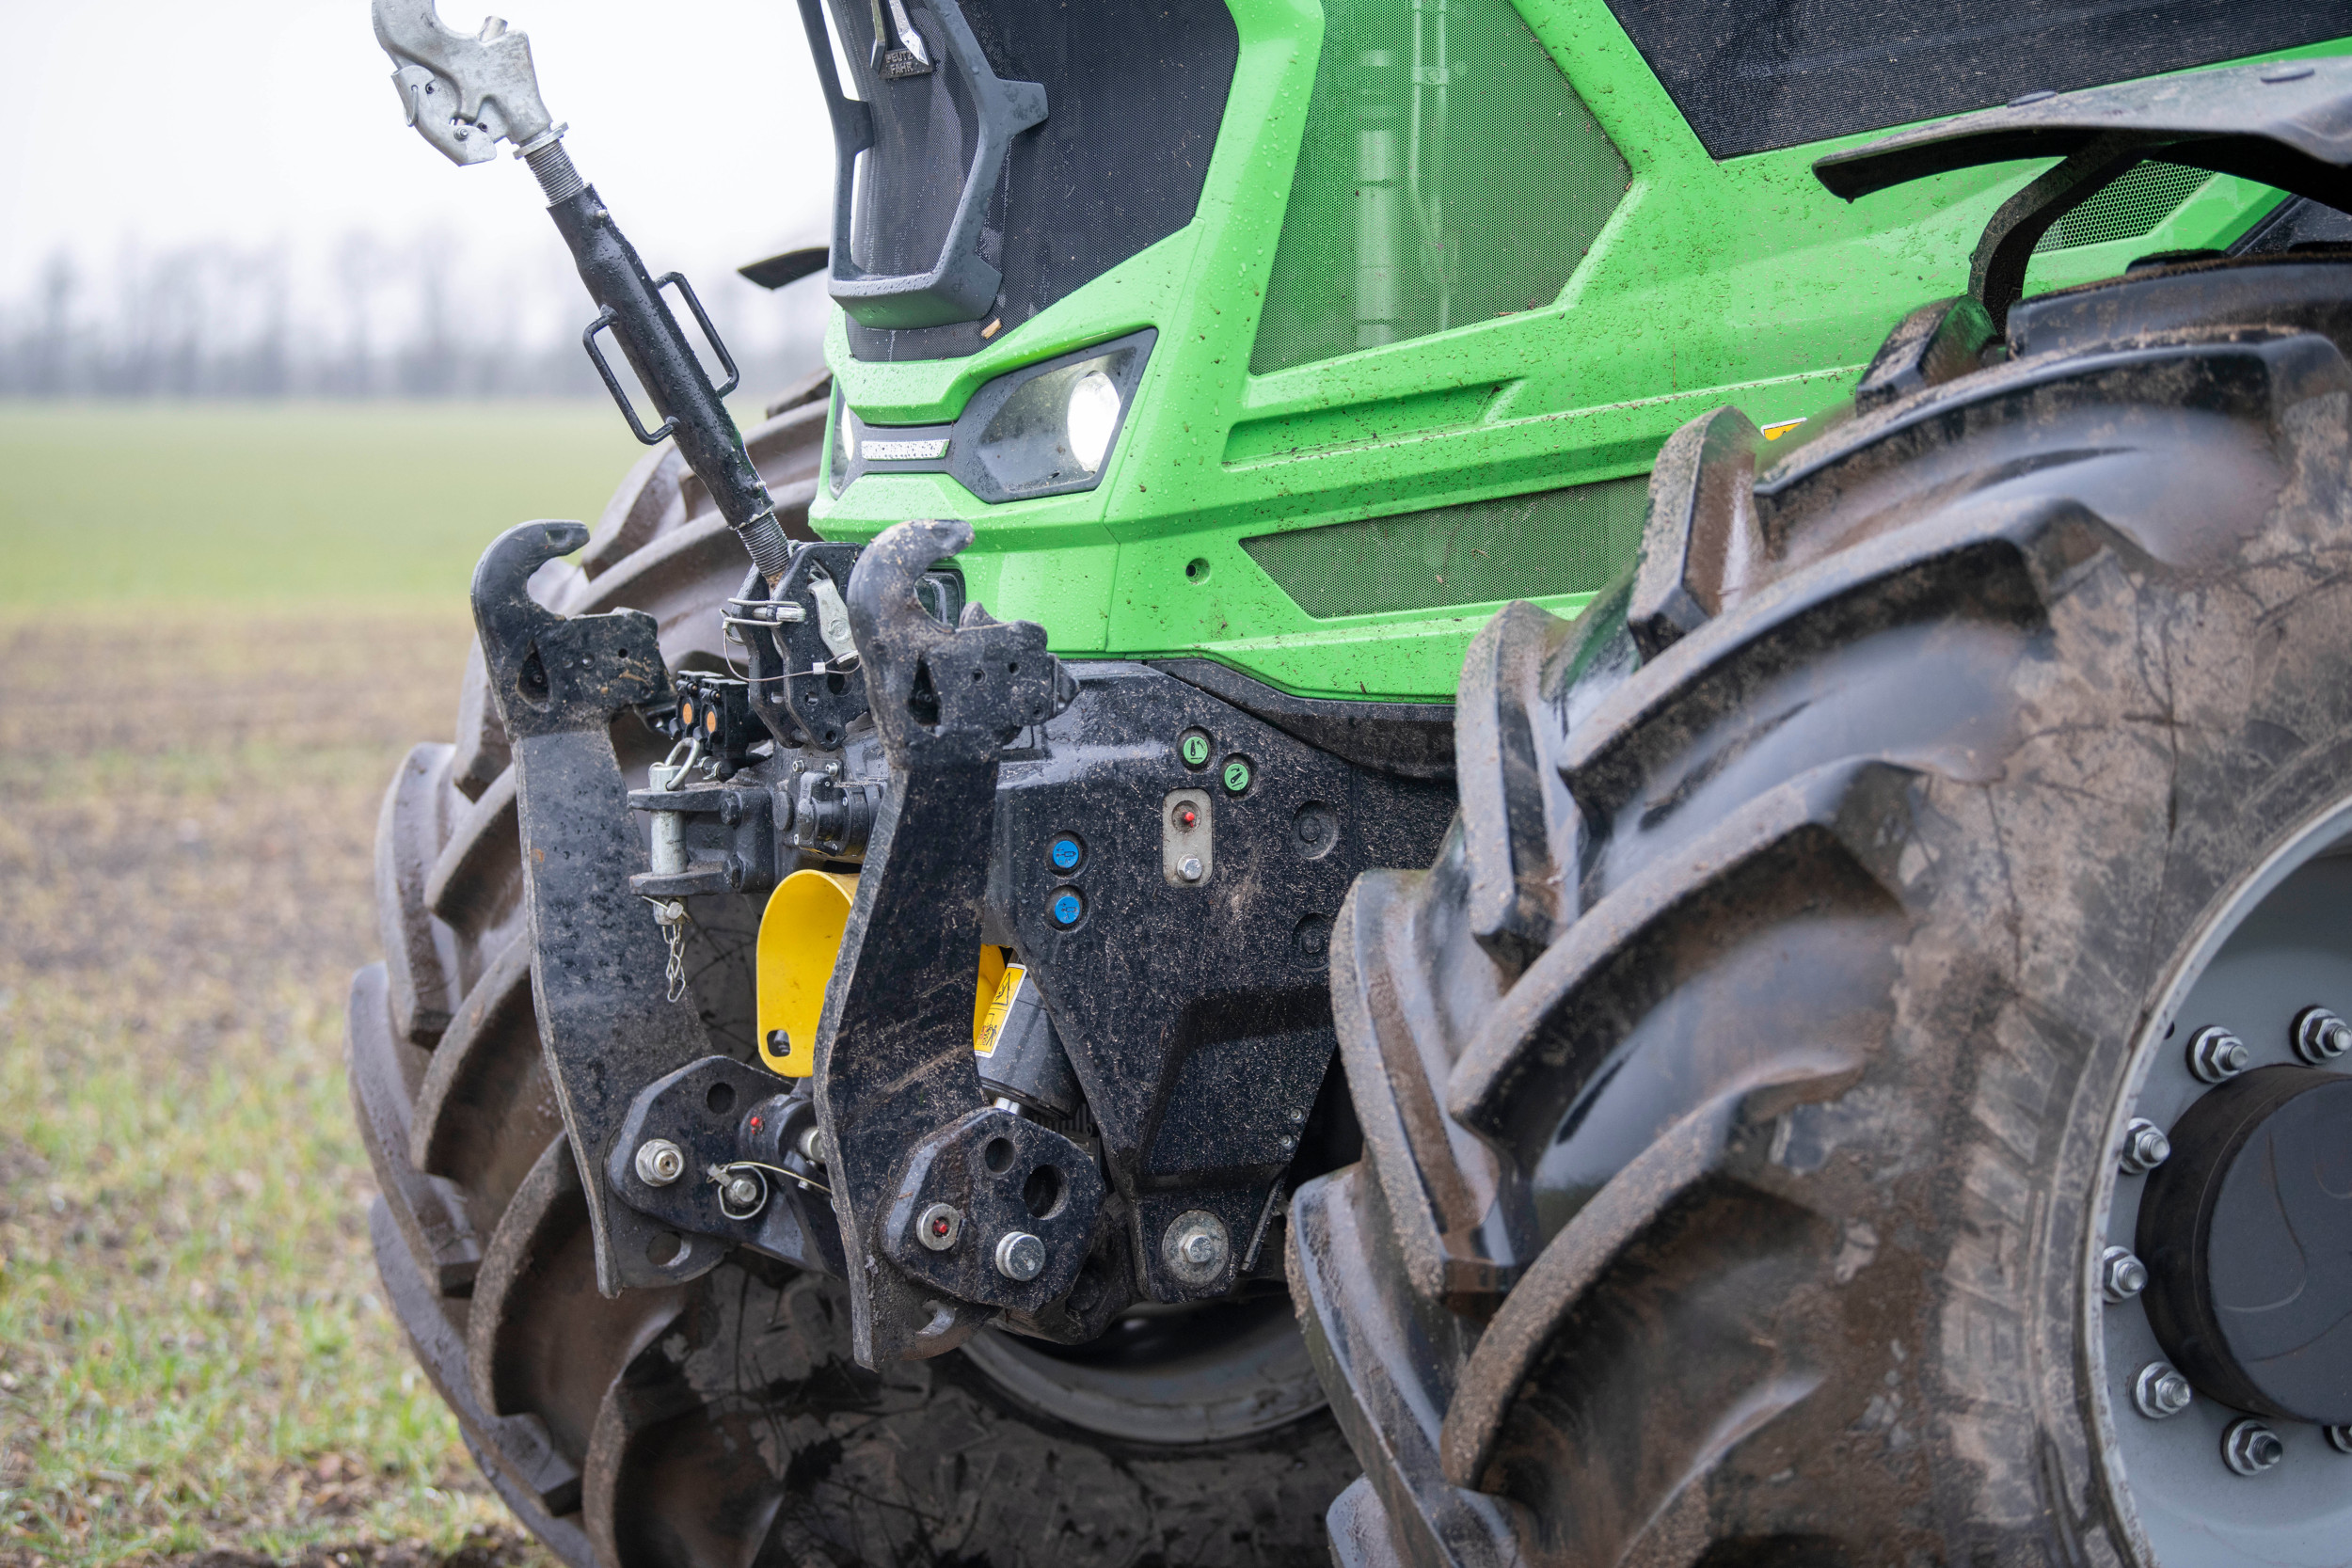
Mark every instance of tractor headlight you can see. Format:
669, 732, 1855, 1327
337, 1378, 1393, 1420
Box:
827, 329, 1155, 503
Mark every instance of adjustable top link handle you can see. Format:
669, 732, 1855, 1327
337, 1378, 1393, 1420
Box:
371, 0, 794, 581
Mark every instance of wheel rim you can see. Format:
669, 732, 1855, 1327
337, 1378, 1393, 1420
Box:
2093, 798, 2352, 1563
959, 1292, 1327, 1443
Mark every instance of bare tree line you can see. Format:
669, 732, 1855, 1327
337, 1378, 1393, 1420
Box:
0, 230, 823, 400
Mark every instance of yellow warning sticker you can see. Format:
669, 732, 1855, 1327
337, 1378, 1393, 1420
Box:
976, 964, 1026, 1058
1760, 417, 1808, 441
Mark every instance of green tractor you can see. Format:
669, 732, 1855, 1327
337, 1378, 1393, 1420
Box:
357, 1, 2352, 1562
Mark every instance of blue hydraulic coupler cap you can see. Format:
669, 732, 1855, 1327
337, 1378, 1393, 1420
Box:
1049, 834, 1084, 872
1051, 891, 1084, 927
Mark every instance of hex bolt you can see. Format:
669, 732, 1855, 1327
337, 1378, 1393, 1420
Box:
2120, 1117, 2171, 1175
633, 1138, 686, 1187
1178, 856, 1203, 882
1162, 1210, 1231, 1282
2327, 1425, 2352, 1455
2223, 1418, 2285, 1476
2295, 1006, 2352, 1065
994, 1231, 1046, 1282
721, 1172, 766, 1217
915, 1202, 961, 1252
2134, 1361, 2194, 1420
2188, 1024, 2251, 1084
2100, 1245, 2149, 1303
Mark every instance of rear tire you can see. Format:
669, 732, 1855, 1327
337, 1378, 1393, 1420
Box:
352, 387, 1355, 1568
1310, 256, 2352, 1562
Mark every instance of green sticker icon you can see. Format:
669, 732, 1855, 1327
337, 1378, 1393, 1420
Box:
1182, 733, 1211, 767
1222, 758, 1251, 794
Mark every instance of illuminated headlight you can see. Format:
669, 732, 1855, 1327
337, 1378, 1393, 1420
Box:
1064, 372, 1121, 473
826, 328, 1154, 502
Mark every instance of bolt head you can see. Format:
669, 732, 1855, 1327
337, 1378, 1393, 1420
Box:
634, 1139, 686, 1187
723, 1174, 764, 1212
2135, 1361, 2194, 1419
994, 1231, 1046, 1282
2189, 1025, 2251, 1084
2100, 1245, 2149, 1303
915, 1202, 961, 1251
2223, 1418, 2285, 1476
1178, 856, 1203, 882
2121, 1117, 2171, 1175
1162, 1210, 1230, 1282
2296, 1006, 2352, 1064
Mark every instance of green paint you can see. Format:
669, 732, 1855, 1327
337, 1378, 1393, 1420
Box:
811, 8, 2350, 702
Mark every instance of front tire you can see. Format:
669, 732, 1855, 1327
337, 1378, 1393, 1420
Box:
1306, 255, 2352, 1563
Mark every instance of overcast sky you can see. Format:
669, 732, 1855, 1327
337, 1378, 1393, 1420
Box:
1, 0, 836, 340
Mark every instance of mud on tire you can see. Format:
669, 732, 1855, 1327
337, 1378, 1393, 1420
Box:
350, 376, 1355, 1568
1299, 252, 2352, 1563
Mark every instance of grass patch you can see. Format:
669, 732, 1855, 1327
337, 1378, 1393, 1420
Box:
0, 403, 645, 609
0, 610, 549, 1568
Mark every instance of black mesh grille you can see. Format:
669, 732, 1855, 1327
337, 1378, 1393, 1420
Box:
1600, 0, 2346, 160
2034, 162, 2215, 252
840, 0, 1238, 363
1243, 480, 1647, 620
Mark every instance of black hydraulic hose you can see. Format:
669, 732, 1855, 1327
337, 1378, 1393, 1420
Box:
523, 139, 792, 582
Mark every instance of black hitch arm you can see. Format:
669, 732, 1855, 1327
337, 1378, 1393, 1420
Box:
812, 518, 1088, 1365
469, 520, 724, 1295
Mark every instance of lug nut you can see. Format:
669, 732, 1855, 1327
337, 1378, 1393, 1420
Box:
1178, 856, 1203, 882
2326, 1425, 2352, 1455
2295, 1006, 2352, 1065
2120, 1117, 2171, 1175
634, 1138, 686, 1187
915, 1201, 961, 1251
2223, 1418, 2285, 1476
1162, 1210, 1231, 1282
994, 1231, 1046, 1282
2188, 1024, 2250, 1084
2099, 1245, 2149, 1303
2134, 1361, 2194, 1420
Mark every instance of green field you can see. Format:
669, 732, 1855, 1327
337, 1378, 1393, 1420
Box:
0, 403, 648, 608
0, 400, 662, 1565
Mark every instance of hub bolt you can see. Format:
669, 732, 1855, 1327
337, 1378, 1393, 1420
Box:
994, 1231, 1046, 1282
2327, 1425, 2352, 1455
2099, 1245, 2149, 1303
2223, 1418, 2285, 1476
633, 1138, 686, 1187
1162, 1210, 1231, 1283
2120, 1117, 2171, 1175
2134, 1361, 2194, 1420
915, 1202, 961, 1251
2188, 1025, 2251, 1084
2295, 1006, 2352, 1065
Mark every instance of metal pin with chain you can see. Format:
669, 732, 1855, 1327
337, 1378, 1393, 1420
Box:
646, 897, 691, 1002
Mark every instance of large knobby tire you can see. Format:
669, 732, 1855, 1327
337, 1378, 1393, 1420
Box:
1313, 253, 2352, 1563
349, 375, 1354, 1568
